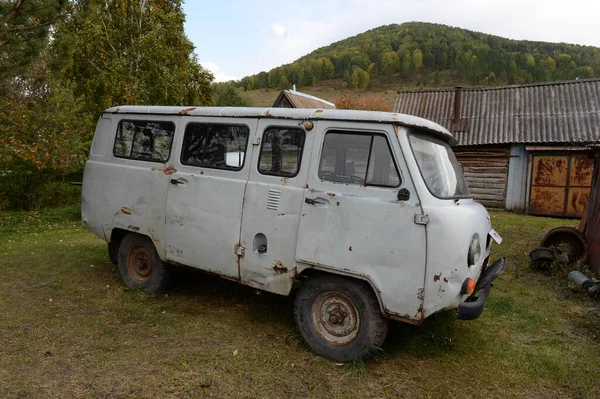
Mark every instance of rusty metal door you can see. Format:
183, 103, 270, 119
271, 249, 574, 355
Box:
238, 118, 315, 295
529, 154, 594, 217
295, 121, 426, 320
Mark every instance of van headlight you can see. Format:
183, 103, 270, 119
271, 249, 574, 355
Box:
468, 235, 481, 267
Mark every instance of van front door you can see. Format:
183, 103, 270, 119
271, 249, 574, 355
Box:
164, 117, 255, 279
296, 122, 426, 320
239, 119, 313, 294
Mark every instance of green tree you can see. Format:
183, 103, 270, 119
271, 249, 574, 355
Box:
0, 56, 91, 210
412, 49, 423, 71
212, 83, 250, 106
525, 53, 536, 68
545, 56, 557, 73
378, 51, 399, 75
0, 0, 68, 93
51, 0, 213, 116
507, 61, 518, 84
321, 57, 335, 79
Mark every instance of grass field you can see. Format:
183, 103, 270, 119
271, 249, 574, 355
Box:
240, 75, 461, 109
1, 206, 599, 398
241, 84, 399, 109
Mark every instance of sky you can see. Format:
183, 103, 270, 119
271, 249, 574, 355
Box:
183, 0, 600, 82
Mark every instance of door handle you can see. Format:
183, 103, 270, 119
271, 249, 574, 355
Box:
305, 197, 330, 207
170, 178, 186, 186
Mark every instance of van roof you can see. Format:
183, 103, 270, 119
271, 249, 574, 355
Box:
103, 106, 455, 144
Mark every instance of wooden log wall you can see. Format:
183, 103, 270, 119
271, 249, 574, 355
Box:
454, 146, 511, 209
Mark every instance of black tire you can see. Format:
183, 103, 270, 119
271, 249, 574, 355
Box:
117, 234, 171, 292
294, 274, 388, 362
108, 242, 118, 265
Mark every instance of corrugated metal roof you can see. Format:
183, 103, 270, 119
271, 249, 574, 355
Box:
273, 89, 336, 109
394, 79, 600, 146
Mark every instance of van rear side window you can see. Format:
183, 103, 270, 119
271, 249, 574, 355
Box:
258, 127, 305, 177
181, 123, 249, 171
113, 120, 175, 162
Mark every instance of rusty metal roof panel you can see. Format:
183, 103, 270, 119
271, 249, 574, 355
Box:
394, 79, 600, 146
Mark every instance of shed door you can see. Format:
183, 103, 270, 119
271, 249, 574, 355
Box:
529, 154, 594, 217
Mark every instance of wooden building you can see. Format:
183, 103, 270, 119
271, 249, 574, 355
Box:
394, 79, 600, 217
273, 89, 336, 109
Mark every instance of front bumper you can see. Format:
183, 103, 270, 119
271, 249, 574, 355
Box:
457, 258, 506, 320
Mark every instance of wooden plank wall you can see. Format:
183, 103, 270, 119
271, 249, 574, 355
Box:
454, 146, 510, 208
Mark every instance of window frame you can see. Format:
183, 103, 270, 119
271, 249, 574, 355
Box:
407, 130, 471, 200
180, 121, 251, 172
113, 119, 176, 163
317, 130, 402, 188
257, 125, 306, 178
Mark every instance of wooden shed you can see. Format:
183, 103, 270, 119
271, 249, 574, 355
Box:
394, 79, 600, 216
273, 89, 336, 109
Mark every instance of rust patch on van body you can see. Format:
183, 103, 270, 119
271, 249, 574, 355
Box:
179, 107, 196, 115
268, 260, 288, 274
120, 207, 133, 215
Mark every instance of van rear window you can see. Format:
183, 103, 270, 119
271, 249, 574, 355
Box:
181, 123, 249, 171
113, 120, 175, 163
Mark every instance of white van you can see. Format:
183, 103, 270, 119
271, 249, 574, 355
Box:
82, 106, 505, 361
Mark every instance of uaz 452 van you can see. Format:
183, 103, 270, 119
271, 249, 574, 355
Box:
82, 106, 505, 362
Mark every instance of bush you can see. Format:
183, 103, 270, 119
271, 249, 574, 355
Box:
0, 161, 81, 211
36, 181, 81, 209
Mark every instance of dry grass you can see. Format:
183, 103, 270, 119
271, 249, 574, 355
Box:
241, 84, 399, 111
1, 206, 599, 398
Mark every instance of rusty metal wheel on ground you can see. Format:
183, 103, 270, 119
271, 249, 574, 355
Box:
127, 243, 153, 283
541, 227, 588, 265
118, 234, 172, 292
294, 274, 388, 362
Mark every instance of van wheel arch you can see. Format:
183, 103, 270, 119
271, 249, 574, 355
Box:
297, 267, 388, 318
108, 228, 128, 265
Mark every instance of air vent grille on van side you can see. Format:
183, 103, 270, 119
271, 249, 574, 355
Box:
267, 189, 281, 210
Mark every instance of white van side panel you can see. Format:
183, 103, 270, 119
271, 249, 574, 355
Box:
82, 117, 112, 239
97, 114, 178, 256
296, 121, 427, 321
164, 117, 257, 279
239, 118, 314, 295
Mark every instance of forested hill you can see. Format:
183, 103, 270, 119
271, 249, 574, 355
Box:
238, 22, 600, 90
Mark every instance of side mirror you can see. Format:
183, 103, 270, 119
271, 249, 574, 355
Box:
397, 188, 410, 201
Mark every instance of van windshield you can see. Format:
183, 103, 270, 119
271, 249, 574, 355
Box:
408, 132, 470, 199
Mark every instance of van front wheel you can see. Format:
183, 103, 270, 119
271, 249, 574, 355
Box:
294, 274, 388, 362
118, 234, 171, 292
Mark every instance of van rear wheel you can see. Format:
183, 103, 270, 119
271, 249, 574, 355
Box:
294, 274, 388, 362
118, 234, 171, 292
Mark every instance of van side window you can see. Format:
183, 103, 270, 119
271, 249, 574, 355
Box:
114, 120, 175, 162
258, 127, 305, 177
181, 123, 249, 171
318, 132, 401, 187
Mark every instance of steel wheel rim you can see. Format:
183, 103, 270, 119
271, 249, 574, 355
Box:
127, 244, 152, 283
311, 291, 360, 345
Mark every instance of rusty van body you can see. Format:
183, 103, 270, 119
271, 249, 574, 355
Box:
82, 106, 505, 361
